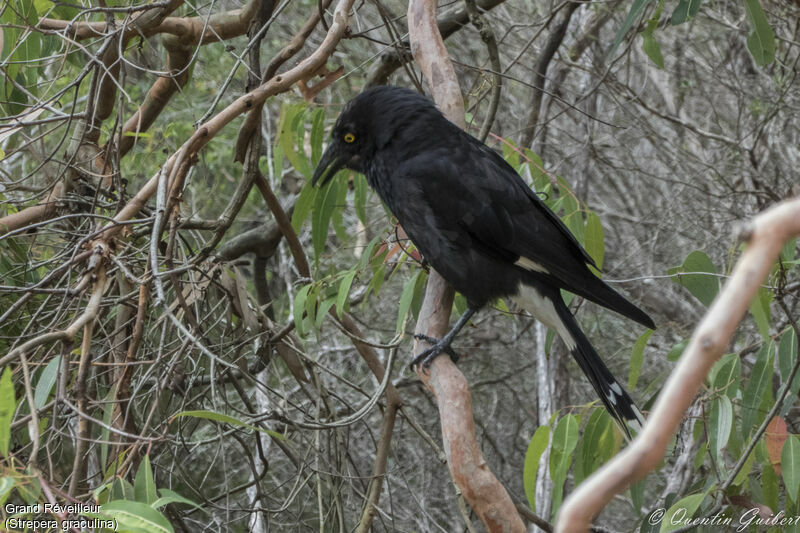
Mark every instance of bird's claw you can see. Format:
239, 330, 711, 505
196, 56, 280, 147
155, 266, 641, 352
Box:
410, 334, 459, 370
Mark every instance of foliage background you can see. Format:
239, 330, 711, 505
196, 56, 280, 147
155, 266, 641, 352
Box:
0, 0, 798, 530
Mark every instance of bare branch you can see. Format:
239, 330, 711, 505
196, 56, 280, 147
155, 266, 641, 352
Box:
556, 197, 800, 532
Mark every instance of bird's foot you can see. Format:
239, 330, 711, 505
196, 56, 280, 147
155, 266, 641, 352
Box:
410, 334, 459, 370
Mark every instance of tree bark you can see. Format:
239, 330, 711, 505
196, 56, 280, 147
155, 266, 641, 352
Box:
407, 0, 526, 529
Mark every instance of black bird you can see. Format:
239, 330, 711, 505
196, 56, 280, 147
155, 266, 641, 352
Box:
312, 86, 655, 437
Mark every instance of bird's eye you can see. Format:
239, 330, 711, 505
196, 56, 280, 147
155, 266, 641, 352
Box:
344, 133, 355, 143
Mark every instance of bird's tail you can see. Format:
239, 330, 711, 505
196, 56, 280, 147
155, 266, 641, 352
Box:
572, 275, 656, 331
552, 300, 645, 440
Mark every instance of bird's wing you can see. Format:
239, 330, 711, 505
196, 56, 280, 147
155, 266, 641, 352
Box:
398, 141, 595, 289
390, 138, 655, 329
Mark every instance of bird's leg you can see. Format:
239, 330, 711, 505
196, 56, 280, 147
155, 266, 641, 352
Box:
411, 307, 477, 370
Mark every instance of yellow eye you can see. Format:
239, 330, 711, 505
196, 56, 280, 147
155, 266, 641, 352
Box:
344, 133, 355, 143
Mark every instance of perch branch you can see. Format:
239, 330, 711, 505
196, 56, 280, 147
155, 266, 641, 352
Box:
406, 0, 525, 529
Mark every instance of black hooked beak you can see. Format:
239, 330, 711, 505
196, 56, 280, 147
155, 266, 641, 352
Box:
312, 143, 346, 187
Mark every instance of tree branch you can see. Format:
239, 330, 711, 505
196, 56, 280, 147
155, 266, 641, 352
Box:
366, 0, 506, 87
406, 0, 525, 529
519, 0, 580, 149
556, 196, 800, 532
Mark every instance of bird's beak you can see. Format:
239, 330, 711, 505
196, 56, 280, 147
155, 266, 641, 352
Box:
312, 144, 345, 187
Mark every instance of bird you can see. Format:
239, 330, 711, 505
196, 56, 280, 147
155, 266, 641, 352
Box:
311, 85, 655, 437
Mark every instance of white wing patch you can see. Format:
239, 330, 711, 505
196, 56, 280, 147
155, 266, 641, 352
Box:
514, 256, 550, 274
513, 283, 576, 350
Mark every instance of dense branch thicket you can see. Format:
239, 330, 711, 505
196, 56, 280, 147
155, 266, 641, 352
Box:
1, 0, 798, 530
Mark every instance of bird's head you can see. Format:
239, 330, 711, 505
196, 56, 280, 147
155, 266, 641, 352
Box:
312, 86, 438, 187
311, 100, 372, 187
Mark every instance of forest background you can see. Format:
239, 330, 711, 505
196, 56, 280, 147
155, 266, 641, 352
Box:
0, 0, 799, 530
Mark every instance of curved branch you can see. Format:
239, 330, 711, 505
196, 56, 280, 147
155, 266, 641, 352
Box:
116, 37, 193, 156
463, 0, 501, 142
366, 0, 506, 87
235, 0, 333, 161
38, 0, 183, 39
556, 196, 800, 532
0, 264, 107, 368
90, 0, 355, 246
407, 0, 525, 530
519, 0, 580, 149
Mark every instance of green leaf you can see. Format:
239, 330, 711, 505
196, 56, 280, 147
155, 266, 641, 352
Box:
310, 107, 325, 167
111, 478, 135, 501
16, 0, 39, 24
748, 286, 772, 340
502, 138, 520, 167
630, 479, 646, 518
670, 0, 701, 24
410, 269, 428, 319
584, 212, 605, 270
95, 500, 174, 533
642, 32, 664, 69
708, 395, 732, 464
609, 0, 653, 59
291, 182, 318, 232
629, 329, 653, 390
336, 270, 357, 317
782, 238, 797, 263
293, 284, 312, 336
103, 451, 127, 487
0, 367, 15, 457
314, 298, 336, 330
271, 137, 284, 180
549, 414, 579, 478
669, 250, 718, 306
732, 450, 755, 486
641, 3, 664, 69
312, 177, 340, 260
359, 235, 382, 270
744, 0, 775, 66
525, 150, 548, 190
292, 107, 311, 178
353, 173, 368, 224
332, 174, 348, 240
396, 270, 422, 334
549, 413, 579, 516
304, 284, 320, 334
365, 263, 387, 300
708, 352, 740, 398
742, 343, 772, 437
666, 339, 688, 362
763, 462, 779, 511
783, 436, 800, 503
523, 425, 550, 511
279, 104, 309, 178
0, 476, 14, 507
152, 488, 203, 511
659, 492, 707, 533
779, 328, 800, 415
34, 355, 60, 409
134, 455, 157, 505
577, 409, 615, 484
171, 410, 286, 440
